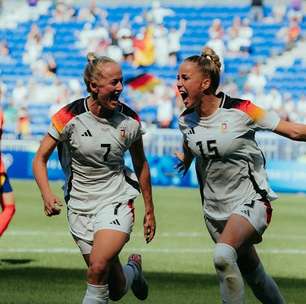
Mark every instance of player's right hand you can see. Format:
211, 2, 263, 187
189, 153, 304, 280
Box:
174, 151, 187, 175
42, 193, 63, 216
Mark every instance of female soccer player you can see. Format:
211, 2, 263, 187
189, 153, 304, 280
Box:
175, 46, 306, 303
33, 53, 156, 304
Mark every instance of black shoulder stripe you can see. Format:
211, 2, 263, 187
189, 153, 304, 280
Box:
66, 98, 87, 116
222, 96, 246, 109
118, 102, 140, 122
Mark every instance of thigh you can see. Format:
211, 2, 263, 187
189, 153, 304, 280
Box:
233, 199, 273, 241
218, 214, 259, 250
90, 229, 129, 263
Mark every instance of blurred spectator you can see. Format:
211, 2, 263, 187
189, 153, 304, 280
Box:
283, 93, 298, 121
41, 26, 55, 48
296, 94, 306, 118
241, 83, 256, 101
145, 1, 174, 25
31, 54, 57, 79
265, 88, 283, 112
76, 22, 109, 55
3, 99, 18, 127
249, 0, 264, 22
52, 1, 76, 22
0, 81, 7, 102
266, 4, 286, 23
208, 19, 224, 40
221, 78, 238, 97
46, 54, 57, 76
12, 80, 28, 106
23, 23, 42, 64
117, 27, 134, 63
226, 17, 248, 56
48, 97, 67, 118
0, 39, 13, 63
276, 17, 301, 50
77, 4, 96, 22
245, 64, 267, 94
133, 26, 155, 66
16, 106, 30, 139
239, 18, 253, 54
68, 79, 83, 100
288, 0, 304, 22
168, 19, 186, 66
155, 84, 175, 128
153, 23, 169, 66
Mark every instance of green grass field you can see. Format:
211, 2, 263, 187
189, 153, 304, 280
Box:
0, 180, 306, 304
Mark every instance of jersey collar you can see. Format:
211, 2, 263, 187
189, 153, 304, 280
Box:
216, 91, 228, 108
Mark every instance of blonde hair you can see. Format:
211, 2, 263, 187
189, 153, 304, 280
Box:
184, 46, 221, 94
83, 52, 117, 94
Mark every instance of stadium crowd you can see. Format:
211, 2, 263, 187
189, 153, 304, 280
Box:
0, 0, 305, 138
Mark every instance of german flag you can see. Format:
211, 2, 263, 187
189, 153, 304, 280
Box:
125, 73, 160, 92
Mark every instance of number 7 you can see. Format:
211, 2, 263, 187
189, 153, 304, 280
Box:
101, 144, 111, 161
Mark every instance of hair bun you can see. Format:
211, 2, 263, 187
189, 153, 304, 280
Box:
87, 52, 97, 64
201, 46, 221, 71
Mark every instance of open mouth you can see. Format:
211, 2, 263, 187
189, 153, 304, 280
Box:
180, 91, 188, 100
111, 91, 121, 101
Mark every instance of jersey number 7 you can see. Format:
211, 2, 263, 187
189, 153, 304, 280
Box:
101, 144, 111, 161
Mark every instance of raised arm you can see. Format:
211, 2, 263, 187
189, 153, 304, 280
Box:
274, 119, 306, 141
32, 134, 63, 216
129, 137, 156, 243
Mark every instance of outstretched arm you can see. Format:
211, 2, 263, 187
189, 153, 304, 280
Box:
32, 134, 63, 216
129, 137, 156, 243
274, 119, 306, 141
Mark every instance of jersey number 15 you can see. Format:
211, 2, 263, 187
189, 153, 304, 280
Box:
196, 140, 220, 159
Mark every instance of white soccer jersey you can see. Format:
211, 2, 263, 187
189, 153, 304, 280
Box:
179, 92, 280, 220
48, 97, 142, 214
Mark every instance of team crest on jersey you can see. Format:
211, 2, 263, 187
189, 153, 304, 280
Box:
221, 122, 228, 131
120, 128, 126, 138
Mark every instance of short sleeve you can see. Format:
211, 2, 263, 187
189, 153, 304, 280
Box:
48, 122, 61, 140
131, 120, 143, 142
48, 105, 75, 141
234, 100, 280, 131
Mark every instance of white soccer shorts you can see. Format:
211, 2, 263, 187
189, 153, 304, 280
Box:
205, 199, 273, 244
68, 199, 135, 254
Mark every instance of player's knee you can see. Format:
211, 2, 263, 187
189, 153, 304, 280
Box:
88, 259, 109, 279
213, 243, 237, 272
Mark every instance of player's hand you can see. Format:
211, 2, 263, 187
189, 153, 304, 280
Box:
42, 192, 63, 216
174, 151, 188, 176
143, 209, 156, 244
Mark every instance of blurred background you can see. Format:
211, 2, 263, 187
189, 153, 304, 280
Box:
1, 0, 306, 191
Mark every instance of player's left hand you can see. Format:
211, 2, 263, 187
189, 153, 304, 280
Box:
143, 209, 156, 243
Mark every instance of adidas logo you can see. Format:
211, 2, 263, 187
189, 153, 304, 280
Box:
81, 130, 92, 137
240, 209, 250, 217
187, 127, 195, 135
110, 219, 120, 225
